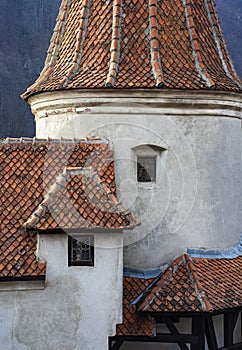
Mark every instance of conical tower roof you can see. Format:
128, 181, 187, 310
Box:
22, 0, 241, 99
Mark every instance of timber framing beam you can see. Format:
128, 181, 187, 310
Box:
109, 308, 242, 350
192, 315, 205, 350
205, 316, 219, 350
162, 318, 189, 350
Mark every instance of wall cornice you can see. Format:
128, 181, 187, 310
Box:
29, 89, 242, 120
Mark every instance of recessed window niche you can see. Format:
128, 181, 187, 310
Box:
132, 144, 166, 185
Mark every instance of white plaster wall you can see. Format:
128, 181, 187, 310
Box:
30, 89, 242, 269
0, 233, 123, 350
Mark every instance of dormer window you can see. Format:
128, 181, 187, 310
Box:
68, 235, 94, 266
137, 156, 156, 182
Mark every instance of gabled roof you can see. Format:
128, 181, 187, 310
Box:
116, 254, 242, 336
0, 137, 138, 279
24, 166, 137, 231
136, 254, 211, 313
22, 0, 241, 100
135, 254, 242, 313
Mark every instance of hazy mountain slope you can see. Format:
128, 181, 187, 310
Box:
216, 0, 242, 78
0, 0, 61, 137
0, 0, 241, 138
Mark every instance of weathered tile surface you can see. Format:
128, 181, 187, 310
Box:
22, 0, 241, 99
0, 138, 138, 279
116, 277, 155, 336
136, 254, 242, 313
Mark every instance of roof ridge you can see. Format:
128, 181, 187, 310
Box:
136, 255, 184, 311
23, 0, 71, 97
23, 167, 99, 230
183, 0, 215, 88
22, 0, 241, 98
204, 0, 242, 89
208, 0, 242, 87
60, 0, 92, 88
23, 166, 139, 231
0, 136, 110, 145
149, 0, 164, 87
23, 169, 71, 229
183, 253, 213, 312
105, 0, 123, 87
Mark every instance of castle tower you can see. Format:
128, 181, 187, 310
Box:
0, 1, 239, 349
22, 0, 242, 271
18, 3, 242, 348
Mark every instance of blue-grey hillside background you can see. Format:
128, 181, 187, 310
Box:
0, 0, 241, 138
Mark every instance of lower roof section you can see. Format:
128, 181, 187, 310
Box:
118, 250, 242, 336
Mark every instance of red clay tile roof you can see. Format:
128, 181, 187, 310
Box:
135, 254, 242, 313
116, 277, 155, 336
22, 0, 241, 100
115, 254, 242, 336
0, 137, 138, 279
193, 256, 242, 311
24, 166, 138, 231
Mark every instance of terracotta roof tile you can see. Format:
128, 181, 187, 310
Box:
136, 254, 203, 313
0, 138, 138, 279
105, 0, 123, 87
116, 277, 155, 336
22, 0, 241, 99
194, 256, 242, 310
117, 254, 242, 336
135, 254, 242, 314
24, 167, 138, 231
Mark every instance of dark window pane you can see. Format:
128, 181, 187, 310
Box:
137, 156, 156, 182
68, 236, 94, 266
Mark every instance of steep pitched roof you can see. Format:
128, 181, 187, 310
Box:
116, 254, 242, 336
136, 254, 242, 313
22, 0, 241, 100
0, 138, 138, 279
136, 254, 211, 312
24, 166, 137, 231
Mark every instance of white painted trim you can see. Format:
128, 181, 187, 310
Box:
28, 89, 242, 120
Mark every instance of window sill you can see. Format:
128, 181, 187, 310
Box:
137, 183, 162, 190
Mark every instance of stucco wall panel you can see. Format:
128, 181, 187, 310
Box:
30, 90, 242, 269
0, 233, 123, 350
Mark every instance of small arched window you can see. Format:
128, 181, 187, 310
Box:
132, 144, 166, 183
